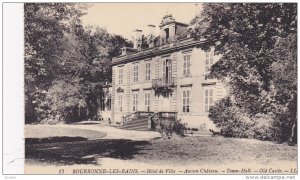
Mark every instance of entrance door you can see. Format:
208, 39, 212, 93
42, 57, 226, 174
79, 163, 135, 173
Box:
159, 96, 171, 112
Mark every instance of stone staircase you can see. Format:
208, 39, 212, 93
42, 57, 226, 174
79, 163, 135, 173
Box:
119, 111, 153, 131
119, 117, 150, 131
119, 111, 178, 131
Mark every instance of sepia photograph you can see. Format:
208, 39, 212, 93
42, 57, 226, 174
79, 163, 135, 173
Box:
2, 2, 298, 176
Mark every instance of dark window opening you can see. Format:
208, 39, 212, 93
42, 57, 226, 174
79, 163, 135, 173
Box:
164, 28, 169, 39
100, 96, 105, 111
163, 59, 172, 84
106, 94, 111, 111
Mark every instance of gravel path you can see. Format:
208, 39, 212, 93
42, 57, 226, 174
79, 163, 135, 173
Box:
26, 123, 160, 141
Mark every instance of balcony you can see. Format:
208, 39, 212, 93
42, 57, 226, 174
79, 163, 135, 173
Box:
152, 77, 176, 89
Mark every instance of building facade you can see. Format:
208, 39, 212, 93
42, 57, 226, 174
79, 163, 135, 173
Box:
111, 15, 227, 131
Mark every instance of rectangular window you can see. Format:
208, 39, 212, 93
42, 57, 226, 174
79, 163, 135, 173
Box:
100, 95, 105, 111
164, 28, 169, 39
133, 64, 139, 82
144, 91, 151, 111
183, 55, 191, 76
119, 68, 123, 85
132, 92, 138, 112
118, 94, 123, 111
204, 88, 214, 113
145, 62, 151, 81
182, 89, 191, 113
205, 50, 214, 72
163, 59, 172, 84
106, 93, 111, 111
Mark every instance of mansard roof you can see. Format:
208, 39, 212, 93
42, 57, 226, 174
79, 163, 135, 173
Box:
112, 38, 207, 66
159, 14, 188, 27
112, 15, 207, 66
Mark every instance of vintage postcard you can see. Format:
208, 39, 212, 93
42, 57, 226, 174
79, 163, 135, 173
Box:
2, 2, 298, 177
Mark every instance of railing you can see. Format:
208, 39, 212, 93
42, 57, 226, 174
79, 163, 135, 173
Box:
123, 111, 177, 130
122, 112, 137, 124
152, 77, 176, 88
149, 112, 177, 130
136, 111, 154, 118
123, 111, 154, 124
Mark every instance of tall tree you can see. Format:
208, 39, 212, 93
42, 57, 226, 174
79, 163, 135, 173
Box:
25, 3, 131, 123
24, 3, 87, 123
195, 3, 297, 143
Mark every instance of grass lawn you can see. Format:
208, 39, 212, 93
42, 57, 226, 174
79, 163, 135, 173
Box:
133, 136, 297, 166
25, 125, 297, 167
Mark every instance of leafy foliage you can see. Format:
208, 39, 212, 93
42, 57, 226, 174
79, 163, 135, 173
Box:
25, 3, 131, 124
209, 97, 247, 138
195, 3, 297, 144
209, 97, 275, 141
25, 3, 85, 123
156, 119, 186, 137
196, 3, 297, 54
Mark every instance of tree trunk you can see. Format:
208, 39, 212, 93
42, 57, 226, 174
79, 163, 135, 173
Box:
289, 122, 296, 145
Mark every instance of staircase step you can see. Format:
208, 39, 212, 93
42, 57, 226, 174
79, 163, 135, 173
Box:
122, 120, 148, 127
122, 119, 148, 125
122, 122, 148, 127
120, 122, 148, 129
121, 120, 147, 125
123, 126, 150, 131
123, 128, 150, 131
120, 118, 150, 130
119, 113, 155, 131
124, 118, 148, 123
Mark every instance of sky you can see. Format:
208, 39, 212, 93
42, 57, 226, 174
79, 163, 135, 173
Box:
81, 3, 202, 40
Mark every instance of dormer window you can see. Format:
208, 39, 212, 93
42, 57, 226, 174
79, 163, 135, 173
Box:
187, 28, 193, 38
159, 14, 188, 46
187, 32, 191, 38
121, 47, 126, 55
164, 28, 169, 39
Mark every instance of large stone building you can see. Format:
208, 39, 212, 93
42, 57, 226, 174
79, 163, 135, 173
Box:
110, 14, 227, 131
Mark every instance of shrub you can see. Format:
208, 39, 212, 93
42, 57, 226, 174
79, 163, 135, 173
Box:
209, 97, 254, 138
209, 97, 283, 142
40, 113, 63, 125
250, 114, 275, 141
156, 119, 186, 137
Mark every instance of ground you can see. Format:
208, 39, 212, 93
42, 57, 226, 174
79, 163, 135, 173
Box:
25, 123, 297, 174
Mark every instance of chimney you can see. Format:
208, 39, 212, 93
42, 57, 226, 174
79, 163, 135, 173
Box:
147, 25, 156, 48
121, 46, 138, 56
121, 46, 127, 56
133, 29, 143, 50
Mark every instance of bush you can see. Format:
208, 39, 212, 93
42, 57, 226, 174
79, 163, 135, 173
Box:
209, 97, 254, 138
209, 97, 282, 142
156, 119, 186, 137
250, 114, 275, 141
